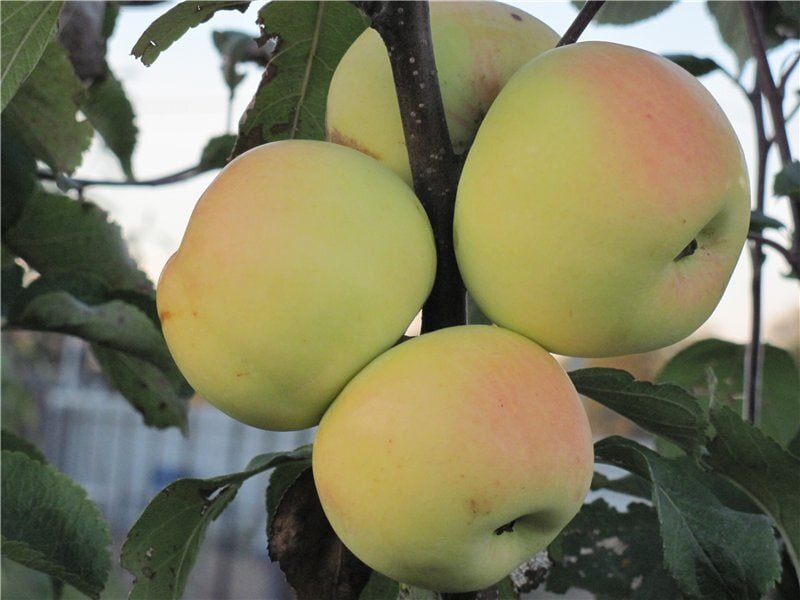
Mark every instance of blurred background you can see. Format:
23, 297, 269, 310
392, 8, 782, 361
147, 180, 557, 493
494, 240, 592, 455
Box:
2, 1, 798, 598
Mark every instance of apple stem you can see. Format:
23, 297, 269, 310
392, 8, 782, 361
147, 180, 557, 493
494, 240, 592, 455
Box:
557, 1, 606, 47
355, 1, 466, 332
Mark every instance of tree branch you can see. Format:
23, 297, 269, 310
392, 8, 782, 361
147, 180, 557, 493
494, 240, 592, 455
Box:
37, 166, 203, 192
357, 1, 465, 332
557, 1, 605, 47
741, 1, 800, 252
747, 233, 800, 274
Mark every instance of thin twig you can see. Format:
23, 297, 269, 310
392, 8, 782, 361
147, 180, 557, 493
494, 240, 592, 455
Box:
37, 166, 203, 192
743, 86, 770, 425
778, 51, 800, 92
357, 1, 465, 332
741, 1, 800, 251
747, 233, 800, 273
557, 1, 605, 47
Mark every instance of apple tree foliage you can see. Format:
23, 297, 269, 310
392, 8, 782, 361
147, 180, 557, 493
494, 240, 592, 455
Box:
1, 1, 799, 599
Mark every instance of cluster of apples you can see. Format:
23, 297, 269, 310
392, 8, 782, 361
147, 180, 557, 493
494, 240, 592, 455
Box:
157, 2, 750, 593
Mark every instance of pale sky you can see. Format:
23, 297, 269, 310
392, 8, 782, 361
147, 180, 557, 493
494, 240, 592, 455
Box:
77, 0, 799, 351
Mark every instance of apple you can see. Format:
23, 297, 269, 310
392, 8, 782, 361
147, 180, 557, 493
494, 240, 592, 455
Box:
326, 1, 559, 185
454, 42, 751, 357
157, 140, 436, 431
313, 325, 594, 593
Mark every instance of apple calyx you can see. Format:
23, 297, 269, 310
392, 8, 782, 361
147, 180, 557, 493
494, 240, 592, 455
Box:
494, 520, 517, 535
675, 238, 699, 261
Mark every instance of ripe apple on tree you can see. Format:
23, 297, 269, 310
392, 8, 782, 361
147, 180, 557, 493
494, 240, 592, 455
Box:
313, 325, 594, 593
157, 140, 436, 431
326, 1, 559, 185
454, 41, 751, 358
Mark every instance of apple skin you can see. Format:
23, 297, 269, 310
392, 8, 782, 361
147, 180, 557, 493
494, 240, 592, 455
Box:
157, 140, 436, 431
326, 2, 559, 185
454, 42, 751, 357
313, 325, 594, 593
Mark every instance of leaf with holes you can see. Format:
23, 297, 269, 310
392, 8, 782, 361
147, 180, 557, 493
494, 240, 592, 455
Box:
547, 499, 681, 599
121, 447, 310, 600
131, 1, 250, 66
232, 0, 369, 157
595, 436, 781, 600
1, 450, 111, 599
1, 1, 62, 110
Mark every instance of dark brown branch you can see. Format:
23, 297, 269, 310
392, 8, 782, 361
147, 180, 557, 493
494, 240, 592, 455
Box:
741, 1, 800, 252
557, 1, 605, 47
743, 86, 770, 424
357, 1, 465, 332
748, 233, 800, 273
779, 52, 800, 93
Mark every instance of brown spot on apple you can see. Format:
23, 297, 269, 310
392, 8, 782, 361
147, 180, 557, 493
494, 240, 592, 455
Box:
510, 12, 522, 21
327, 128, 381, 160
159, 310, 172, 322
469, 497, 492, 516
235, 372, 249, 378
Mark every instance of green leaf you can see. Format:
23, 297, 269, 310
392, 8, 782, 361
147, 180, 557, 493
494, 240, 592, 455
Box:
664, 54, 722, 77
749, 209, 786, 234
198, 133, 236, 171
3, 41, 92, 174
789, 428, 800, 458
212, 30, 269, 94
1, 248, 24, 321
121, 447, 310, 600
570, 368, 708, 455
571, 1, 674, 25
705, 407, 800, 576
495, 576, 520, 600
547, 499, 680, 599
706, 1, 798, 68
0, 120, 37, 234
83, 71, 138, 179
774, 161, 800, 197
0, 1, 63, 111
232, 0, 370, 157
6, 273, 175, 369
91, 345, 191, 432
359, 571, 400, 600
656, 339, 800, 446
3, 190, 152, 294
595, 437, 782, 600
590, 470, 651, 500
131, 1, 250, 67
1, 450, 111, 599
0, 429, 46, 464
268, 467, 372, 599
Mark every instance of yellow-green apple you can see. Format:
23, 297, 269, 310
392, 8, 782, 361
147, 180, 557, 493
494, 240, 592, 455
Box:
454, 42, 750, 357
157, 140, 435, 431
313, 325, 594, 592
326, 2, 559, 185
